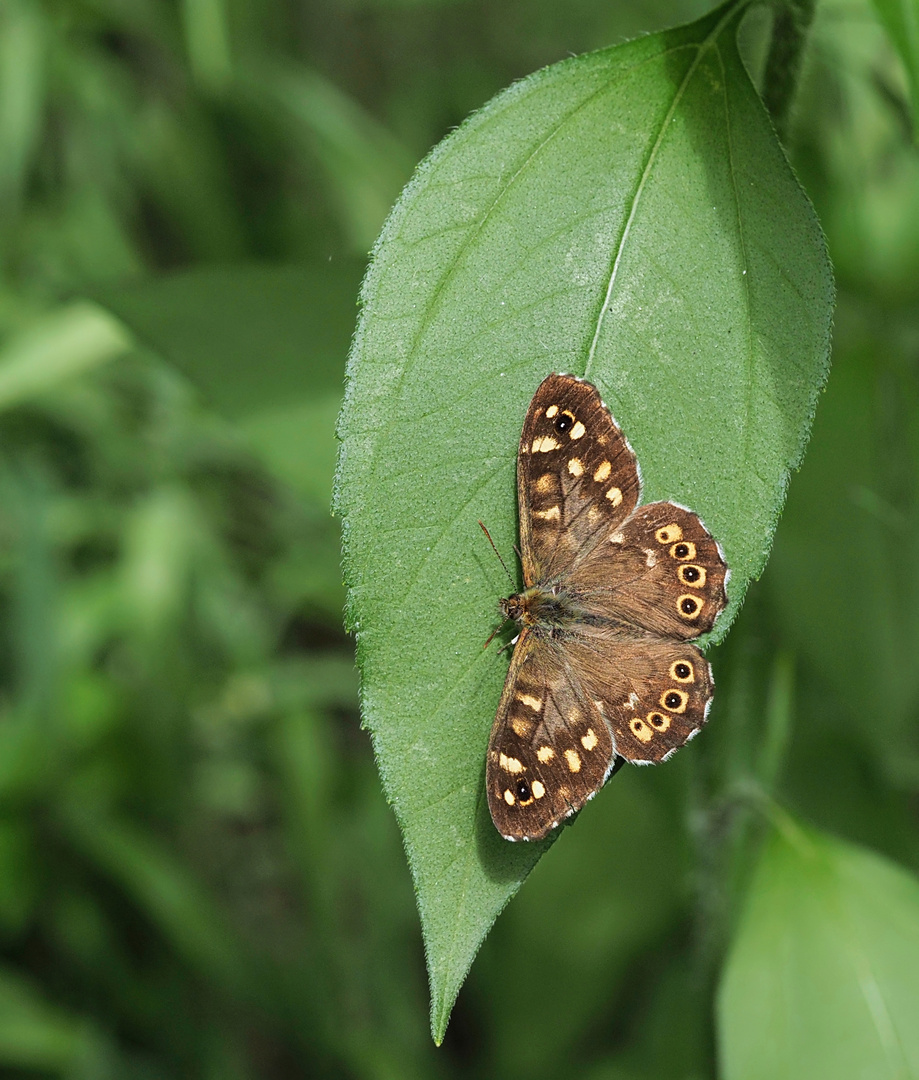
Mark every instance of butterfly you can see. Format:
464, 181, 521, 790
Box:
487, 373, 729, 841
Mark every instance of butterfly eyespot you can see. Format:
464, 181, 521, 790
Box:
671, 542, 696, 560
553, 410, 575, 434
648, 711, 671, 731
630, 718, 653, 743
678, 594, 702, 619
670, 661, 694, 683
656, 524, 683, 544
661, 689, 689, 713
515, 778, 534, 804
678, 564, 706, 586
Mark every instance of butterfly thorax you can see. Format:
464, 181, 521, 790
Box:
500, 584, 582, 634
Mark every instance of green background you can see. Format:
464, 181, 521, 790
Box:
0, 0, 917, 1077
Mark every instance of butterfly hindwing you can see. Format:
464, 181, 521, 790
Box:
487, 630, 616, 841
573, 501, 729, 638
564, 633, 714, 764
517, 374, 640, 585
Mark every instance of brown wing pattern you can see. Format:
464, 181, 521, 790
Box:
563, 632, 714, 764
574, 501, 729, 639
516, 374, 640, 586
486, 374, 730, 842
487, 630, 616, 841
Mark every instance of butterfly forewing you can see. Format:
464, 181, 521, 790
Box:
517, 374, 640, 585
487, 631, 616, 841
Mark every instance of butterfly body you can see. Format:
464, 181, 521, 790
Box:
487, 374, 729, 842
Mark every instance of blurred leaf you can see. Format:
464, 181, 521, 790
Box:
240, 395, 342, 506
130, 103, 248, 262
870, 0, 919, 137
718, 817, 919, 1080
0, 303, 132, 412
95, 262, 362, 505
0, 0, 45, 219
336, 0, 833, 1039
254, 64, 416, 252
0, 965, 108, 1074
95, 263, 361, 417
0, 820, 36, 936
767, 317, 919, 749
64, 812, 251, 1000
181, 0, 233, 92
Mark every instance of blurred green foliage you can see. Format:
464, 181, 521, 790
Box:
0, 0, 916, 1077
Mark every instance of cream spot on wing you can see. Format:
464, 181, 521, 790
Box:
630, 718, 653, 743
511, 716, 533, 737
537, 746, 555, 763
536, 473, 555, 493
569, 421, 586, 440
581, 728, 598, 751
605, 486, 622, 505
645, 548, 657, 567
567, 457, 584, 477
532, 435, 561, 453
568, 707, 583, 723
565, 749, 581, 772
656, 523, 683, 544
517, 693, 542, 711
587, 506, 602, 524
534, 506, 561, 521
545, 405, 559, 418
609, 530, 625, 544
593, 460, 612, 482
531, 780, 546, 799
499, 754, 524, 773
504, 789, 515, 805
624, 692, 639, 710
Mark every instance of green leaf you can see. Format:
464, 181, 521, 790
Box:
95, 262, 363, 504
0, 965, 108, 1072
718, 818, 919, 1080
95, 262, 362, 420
335, 0, 833, 1040
0, 302, 132, 412
870, 0, 919, 139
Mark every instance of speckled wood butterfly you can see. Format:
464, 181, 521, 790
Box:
487, 373, 729, 841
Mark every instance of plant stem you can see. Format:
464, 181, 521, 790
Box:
761, 0, 817, 143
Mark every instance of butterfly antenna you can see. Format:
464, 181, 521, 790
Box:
478, 521, 516, 588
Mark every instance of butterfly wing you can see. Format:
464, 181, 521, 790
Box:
487, 629, 617, 841
574, 501, 729, 638
517, 374, 640, 585
564, 632, 715, 764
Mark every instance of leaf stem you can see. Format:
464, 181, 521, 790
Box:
761, 0, 817, 143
